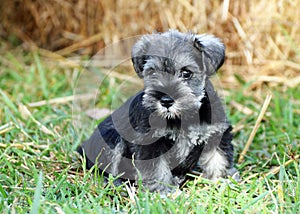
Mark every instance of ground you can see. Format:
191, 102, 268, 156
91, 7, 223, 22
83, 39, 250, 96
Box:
0, 49, 299, 213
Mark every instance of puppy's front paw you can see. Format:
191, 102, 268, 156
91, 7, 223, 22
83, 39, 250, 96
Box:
202, 171, 224, 182
202, 167, 240, 183
226, 167, 241, 182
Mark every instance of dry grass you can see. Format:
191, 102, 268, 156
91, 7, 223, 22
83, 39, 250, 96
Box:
1, 0, 299, 90
238, 93, 272, 164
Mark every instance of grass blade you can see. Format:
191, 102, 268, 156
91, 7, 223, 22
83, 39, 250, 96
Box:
34, 54, 49, 98
0, 89, 19, 114
30, 172, 43, 214
239, 191, 269, 212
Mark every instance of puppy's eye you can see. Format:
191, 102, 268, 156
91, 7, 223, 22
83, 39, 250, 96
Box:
180, 69, 193, 80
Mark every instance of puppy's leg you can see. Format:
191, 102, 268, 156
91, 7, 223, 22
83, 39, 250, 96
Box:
199, 126, 240, 181
217, 126, 240, 181
199, 148, 228, 181
138, 157, 176, 194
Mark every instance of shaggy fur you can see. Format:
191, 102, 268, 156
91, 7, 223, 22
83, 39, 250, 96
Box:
77, 30, 239, 193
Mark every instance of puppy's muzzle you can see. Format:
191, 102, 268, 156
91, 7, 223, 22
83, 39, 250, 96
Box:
160, 95, 174, 108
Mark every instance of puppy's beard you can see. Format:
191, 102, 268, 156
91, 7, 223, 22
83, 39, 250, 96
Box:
142, 95, 181, 119
156, 103, 180, 119
142, 85, 205, 120
143, 95, 203, 120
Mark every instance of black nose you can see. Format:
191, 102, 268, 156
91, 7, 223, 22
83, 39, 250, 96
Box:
160, 95, 174, 108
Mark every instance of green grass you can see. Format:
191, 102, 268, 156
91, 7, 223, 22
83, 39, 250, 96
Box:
0, 49, 299, 214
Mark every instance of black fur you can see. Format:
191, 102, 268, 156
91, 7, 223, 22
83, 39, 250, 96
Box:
77, 30, 239, 193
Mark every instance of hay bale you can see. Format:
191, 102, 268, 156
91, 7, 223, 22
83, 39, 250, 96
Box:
0, 0, 299, 86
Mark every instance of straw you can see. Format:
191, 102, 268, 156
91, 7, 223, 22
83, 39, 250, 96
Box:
0, 0, 299, 89
238, 94, 273, 163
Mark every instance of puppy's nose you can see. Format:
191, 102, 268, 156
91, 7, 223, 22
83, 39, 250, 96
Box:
160, 95, 174, 108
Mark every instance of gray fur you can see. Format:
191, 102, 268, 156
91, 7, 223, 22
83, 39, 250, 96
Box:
132, 30, 225, 78
78, 30, 239, 194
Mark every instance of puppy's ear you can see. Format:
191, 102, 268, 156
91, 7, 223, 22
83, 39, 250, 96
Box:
193, 35, 225, 76
131, 35, 152, 78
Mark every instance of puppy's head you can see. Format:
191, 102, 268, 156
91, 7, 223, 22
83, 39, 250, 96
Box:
131, 30, 225, 120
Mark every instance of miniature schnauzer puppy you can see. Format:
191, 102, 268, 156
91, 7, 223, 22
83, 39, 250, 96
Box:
77, 30, 239, 193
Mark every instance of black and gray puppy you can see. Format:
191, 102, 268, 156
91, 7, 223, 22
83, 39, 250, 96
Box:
77, 30, 239, 193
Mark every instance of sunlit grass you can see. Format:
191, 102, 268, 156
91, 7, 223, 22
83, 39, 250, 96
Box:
0, 52, 299, 213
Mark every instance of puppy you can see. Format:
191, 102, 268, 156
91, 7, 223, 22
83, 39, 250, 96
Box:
77, 30, 239, 193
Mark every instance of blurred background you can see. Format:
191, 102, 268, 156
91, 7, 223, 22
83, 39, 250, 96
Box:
0, 0, 299, 92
